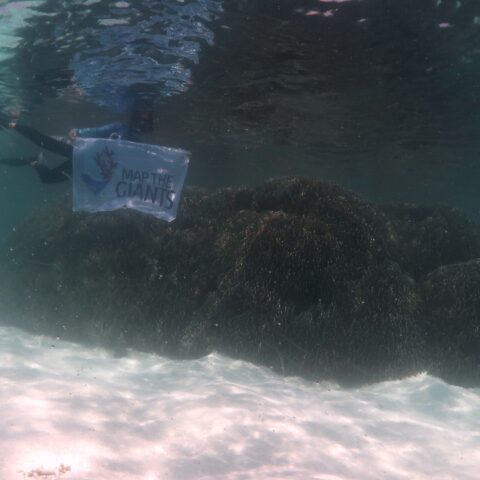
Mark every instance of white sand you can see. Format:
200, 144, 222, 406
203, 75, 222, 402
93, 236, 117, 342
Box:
0, 324, 479, 480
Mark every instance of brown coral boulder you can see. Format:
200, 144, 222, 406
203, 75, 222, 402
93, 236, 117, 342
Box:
1, 177, 479, 386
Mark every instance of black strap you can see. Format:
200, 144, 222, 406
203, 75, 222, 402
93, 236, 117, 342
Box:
33, 161, 72, 184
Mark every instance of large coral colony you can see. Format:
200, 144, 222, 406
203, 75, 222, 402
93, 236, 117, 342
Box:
1, 177, 480, 387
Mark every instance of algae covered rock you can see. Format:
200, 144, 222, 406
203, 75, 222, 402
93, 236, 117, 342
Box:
1, 177, 479, 386
420, 259, 480, 387
383, 204, 480, 279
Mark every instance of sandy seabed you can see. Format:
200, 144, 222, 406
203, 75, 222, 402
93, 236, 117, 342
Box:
0, 322, 479, 480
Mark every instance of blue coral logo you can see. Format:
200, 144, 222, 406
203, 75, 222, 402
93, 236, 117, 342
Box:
82, 146, 118, 194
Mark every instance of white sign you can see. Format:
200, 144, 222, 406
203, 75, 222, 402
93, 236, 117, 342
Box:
72, 138, 189, 222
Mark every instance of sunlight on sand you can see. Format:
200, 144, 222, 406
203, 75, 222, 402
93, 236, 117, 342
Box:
1, 324, 479, 480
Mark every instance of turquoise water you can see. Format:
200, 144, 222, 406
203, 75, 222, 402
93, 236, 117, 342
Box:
1, 0, 480, 243
1, 2, 480, 477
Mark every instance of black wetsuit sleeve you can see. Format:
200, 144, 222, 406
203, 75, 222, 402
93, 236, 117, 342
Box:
13, 124, 73, 159
33, 160, 72, 184
0, 156, 37, 166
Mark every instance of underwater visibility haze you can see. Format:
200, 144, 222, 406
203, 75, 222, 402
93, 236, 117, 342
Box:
1, 0, 480, 478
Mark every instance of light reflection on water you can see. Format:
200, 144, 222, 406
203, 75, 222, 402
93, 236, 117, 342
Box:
0, 0, 480, 228
1, 3, 480, 477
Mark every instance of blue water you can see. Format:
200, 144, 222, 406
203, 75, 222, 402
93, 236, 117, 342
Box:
0, 0, 223, 111
0, 0, 224, 240
1, 0, 480, 244
1, 3, 480, 478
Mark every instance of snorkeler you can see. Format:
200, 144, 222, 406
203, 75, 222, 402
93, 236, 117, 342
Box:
0, 109, 154, 184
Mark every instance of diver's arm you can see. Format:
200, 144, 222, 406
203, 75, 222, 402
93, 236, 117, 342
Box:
0, 156, 38, 166
1, 112, 73, 159
13, 124, 73, 159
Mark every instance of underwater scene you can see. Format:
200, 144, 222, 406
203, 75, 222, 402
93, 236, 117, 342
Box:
1, 0, 480, 478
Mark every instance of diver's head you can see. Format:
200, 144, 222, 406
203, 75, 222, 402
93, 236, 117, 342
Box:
129, 108, 154, 135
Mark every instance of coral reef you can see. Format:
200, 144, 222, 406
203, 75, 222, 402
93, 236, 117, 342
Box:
1, 177, 479, 386
420, 259, 480, 386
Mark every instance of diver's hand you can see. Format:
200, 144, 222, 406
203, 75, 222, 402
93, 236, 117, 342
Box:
0, 112, 11, 129
0, 112, 18, 129
30, 152, 45, 167
68, 128, 77, 142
